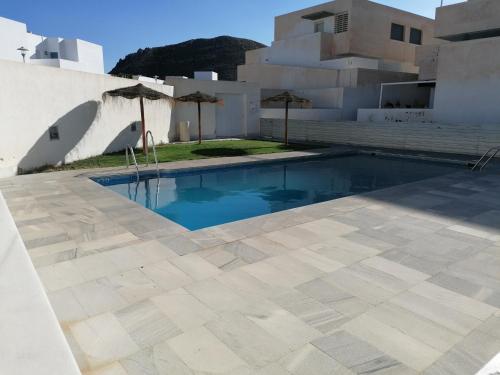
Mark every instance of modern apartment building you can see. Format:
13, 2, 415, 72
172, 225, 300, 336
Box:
361, 0, 500, 125
0, 16, 104, 74
238, 0, 436, 121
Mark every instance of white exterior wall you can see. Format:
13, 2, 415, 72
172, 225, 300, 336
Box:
0, 17, 27, 62
261, 108, 342, 121
165, 77, 260, 140
433, 36, 500, 125
0, 60, 174, 176
261, 118, 500, 157
357, 108, 434, 123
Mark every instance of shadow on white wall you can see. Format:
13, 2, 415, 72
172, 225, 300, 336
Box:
104, 122, 142, 154
18, 101, 100, 173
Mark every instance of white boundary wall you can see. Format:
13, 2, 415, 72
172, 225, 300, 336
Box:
261, 118, 500, 157
0, 60, 174, 177
357, 109, 433, 123
0, 192, 80, 375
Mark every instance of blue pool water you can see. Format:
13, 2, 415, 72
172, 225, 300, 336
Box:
94, 154, 461, 230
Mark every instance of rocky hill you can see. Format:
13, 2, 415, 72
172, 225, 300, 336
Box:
110, 36, 266, 81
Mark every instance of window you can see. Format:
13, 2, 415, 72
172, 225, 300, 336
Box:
50, 52, 59, 59
410, 28, 422, 45
391, 23, 405, 41
314, 21, 325, 33
335, 12, 349, 34
49, 126, 59, 141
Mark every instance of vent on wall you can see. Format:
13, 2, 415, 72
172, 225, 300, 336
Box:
335, 13, 349, 34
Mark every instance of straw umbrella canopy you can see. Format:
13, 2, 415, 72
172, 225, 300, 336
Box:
175, 91, 220, 144
262, 91, 311, 145
103, 83, 174, 155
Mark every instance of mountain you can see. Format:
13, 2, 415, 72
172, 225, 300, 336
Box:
110, 36, 266, 81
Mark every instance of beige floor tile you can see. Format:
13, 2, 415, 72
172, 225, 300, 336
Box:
141, 259, 192, 291
85, 362, 128, 375
134, 240, 178, 262
185, 279, 248, 312
360, 256, 430, 284
115, 300, 181, 348
168, 326, 246, 373
70, 313, 139, 370
73, 253, 120, 281
71, 278, 128, 317
170, 253, 222, 281
297, 218, 358, 238
391, 291, 482, 336
265, 254, 323, 285
247, 309, 322, 350
343, 314, 442, 372
410, 281, 498, 320
368, 303, 463, 353
102, 245, 146, 272
281, 344, 354, 375
206, 311, 289, 367
255, 363, 291, 375
37, 260, 85, 292
290, 248, 345, 273
107, 269, 162, 304
151, 289, 218, 331
241, 260, 304, 288
48, 287, 88, 324
323, 268, 394, 305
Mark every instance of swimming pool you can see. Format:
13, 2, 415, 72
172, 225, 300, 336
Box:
93, 154, 462, 230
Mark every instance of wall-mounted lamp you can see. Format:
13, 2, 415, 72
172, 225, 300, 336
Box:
17, 46, 29, 63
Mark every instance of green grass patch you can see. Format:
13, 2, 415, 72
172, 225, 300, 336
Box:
35, 140, 319, 173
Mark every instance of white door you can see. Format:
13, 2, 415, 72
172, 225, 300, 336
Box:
215, 93, 245, 138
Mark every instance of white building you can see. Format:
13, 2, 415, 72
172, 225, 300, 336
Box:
0, 16, 104, 74
238, 0, 436, 121
165, 72, 261, 140
359, 0, 500, 125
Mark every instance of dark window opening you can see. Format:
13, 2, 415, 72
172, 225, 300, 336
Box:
49, 126, 59, 141
49, 52, 59, 59
391, 23, 405, 42
410, 28, 422, 45
335, 13, 349, 34
314, 22, 325, 33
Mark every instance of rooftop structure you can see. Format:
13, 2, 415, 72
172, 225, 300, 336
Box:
0, 16, 104, 74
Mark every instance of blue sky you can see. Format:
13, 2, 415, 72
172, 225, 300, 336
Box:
0, 0, 462, 72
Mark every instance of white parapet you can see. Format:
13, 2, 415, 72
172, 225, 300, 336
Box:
0, 192, 81, 375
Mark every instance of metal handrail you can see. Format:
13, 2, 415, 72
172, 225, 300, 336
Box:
472, 146, 500, 171
145, 130, 160, 176
125, 145, 140, 181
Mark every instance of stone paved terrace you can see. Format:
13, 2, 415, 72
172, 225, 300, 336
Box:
1, 150, 500, 375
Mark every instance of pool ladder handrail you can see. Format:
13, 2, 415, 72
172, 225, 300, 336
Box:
125, 145, 140, 181
472, 146, 500, 171
145, 130, 160, 177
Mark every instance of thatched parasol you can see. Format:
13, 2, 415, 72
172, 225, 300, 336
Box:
262, 91, 310, 145
103, 83, 174, 154
175, 91, 220, 144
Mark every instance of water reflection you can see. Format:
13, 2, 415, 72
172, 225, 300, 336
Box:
106, 155, 460, 230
